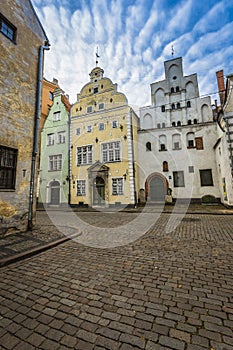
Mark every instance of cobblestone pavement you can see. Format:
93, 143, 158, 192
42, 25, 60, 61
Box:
1, 211, 233, 349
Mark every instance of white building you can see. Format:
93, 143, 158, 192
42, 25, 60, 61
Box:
138, 57, 221, 204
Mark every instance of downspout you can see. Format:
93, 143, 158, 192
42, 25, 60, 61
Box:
28, 43, 50, 230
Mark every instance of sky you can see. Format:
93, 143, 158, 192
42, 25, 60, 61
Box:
31, 0, 233, 112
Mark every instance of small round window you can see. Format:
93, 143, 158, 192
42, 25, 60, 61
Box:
173, 76, 177, 80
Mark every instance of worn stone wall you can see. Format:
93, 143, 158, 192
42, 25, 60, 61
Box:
0, 0, 47, 234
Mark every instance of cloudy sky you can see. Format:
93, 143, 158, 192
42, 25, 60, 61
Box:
32, 0, 233, 111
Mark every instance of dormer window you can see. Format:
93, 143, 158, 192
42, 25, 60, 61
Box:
93, 87, 98, 93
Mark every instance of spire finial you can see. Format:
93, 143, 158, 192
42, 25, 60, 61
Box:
96, 46, 100, 66
171, 45, 174, 57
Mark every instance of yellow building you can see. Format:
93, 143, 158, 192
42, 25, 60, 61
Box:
70, 67, 139, 208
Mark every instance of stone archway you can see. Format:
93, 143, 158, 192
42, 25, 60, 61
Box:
145, 173, 168, 202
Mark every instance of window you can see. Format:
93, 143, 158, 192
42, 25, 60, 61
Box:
171, 87, 174, 93
195, 137, 203, 150
99, 123, 105, 131
187, 101, 191, 108
172, 134, 181, 150
177, 102, 181, 109
163, 161, 168, 172
173, 171, 185, 187
200, 169, 213, 186
47, 133, 55, 145
189, 166, 194, 173
49, 92, 53, 100
77, 145, 93, 165
87, 106, 92, 113
112, 120, 118, 128
146, 142, 151, 151
112, 178, 123, 195
53, 111, 61, 121
49, 155, 62, 171
172, 121, 176, 127
161, 105, 165, 112
0, 146, 17, 189
176, 86, 179, 92
76, 128, 81, 135
177, 121, 181, 126
187, 132, 195, 148
102, 141, 121, 163
86, 125, 92, 133
93, 87, 98, 93
172, 103, 175, 110
99, 103, 104, 110
58, 131, 65, 144
0, 14, 16, 42
188, 119, 192, 125
162, 122, 165, 128
159, 135, 167, 151
77, 180, 86, 196
194, 119, 198, 124
157, 123, 161, 128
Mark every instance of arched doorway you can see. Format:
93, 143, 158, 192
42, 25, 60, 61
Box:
146, 173, 168, 202
93, 177, 105, 205
50, 180, 60, 205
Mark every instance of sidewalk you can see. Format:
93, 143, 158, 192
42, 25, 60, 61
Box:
0, 203, 233, 268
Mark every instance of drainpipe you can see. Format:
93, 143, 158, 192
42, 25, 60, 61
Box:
28, 43, 50, 230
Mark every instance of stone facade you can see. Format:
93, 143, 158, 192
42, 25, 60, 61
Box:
138, 57, 220, 203
0, 0, 48, 233
70, 67, 139, 208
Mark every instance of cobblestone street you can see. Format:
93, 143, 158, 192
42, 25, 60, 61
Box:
1, 210, 233, 349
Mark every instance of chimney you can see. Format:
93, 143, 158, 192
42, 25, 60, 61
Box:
216, 70, 225, 106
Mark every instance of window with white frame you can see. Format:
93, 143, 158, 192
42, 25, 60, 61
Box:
87, 106, 92, 113
99, 123, 105, 131
172, 134, 181, 150
57, 131, 65, 144
86, 125, 92, 133
99, 103, 104, 110
159, 135, 167, 151
112, 178, 123, 195
77, 145, 93, 165
76, 128, 81, 135
187, 132, 195, 148
47, 133, 55, 146
112, 120, 118, 128
173, 171, 185, 187
77, 180, 86, 196
53, 111, 61, 121
102, 141, 121, 163
49, 154, 62, 171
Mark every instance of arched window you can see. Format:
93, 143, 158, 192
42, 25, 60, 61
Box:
187, 132, 195, 148
177, 102, 181, 109
172, 134, 181, 150
172, 103, 175, 110
187, 101, 191, 108
162, 122, 165, 128
172, 121, 176, 127
171, 87, 174, 93
163, 161, 168, 172
176, 86, 179, 92
157, 123, 161, 129
188, 119, 192, 125
177, 121, 181, 126
146, 142, 152, 151
161, 105, 165, 112
194, 119, 197, 124
159, 135, 167, 151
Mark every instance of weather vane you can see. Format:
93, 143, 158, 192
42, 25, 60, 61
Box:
171, 45, 174, 57
96, 46, 100, 66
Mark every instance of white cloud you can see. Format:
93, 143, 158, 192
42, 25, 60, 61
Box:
32, 0, 233, 110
